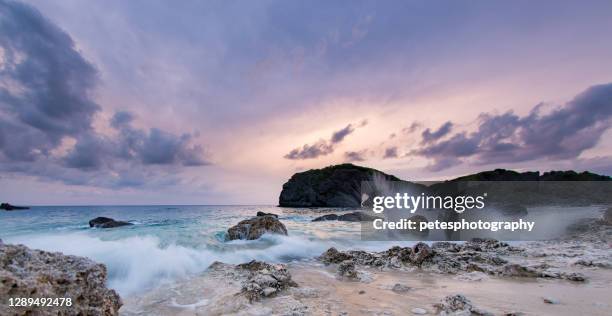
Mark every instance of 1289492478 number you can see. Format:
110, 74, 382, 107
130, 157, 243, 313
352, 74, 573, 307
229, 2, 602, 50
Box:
8, 297, 72, 307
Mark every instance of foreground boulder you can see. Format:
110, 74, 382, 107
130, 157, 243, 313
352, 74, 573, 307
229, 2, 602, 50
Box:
312, 212, 381, 222
0, 240, 122, 315
89, 217, 133, 228
227, 215, 288, 240
0, 203, 29, 211
207, 260, 297, 302
279, 163, 402, 207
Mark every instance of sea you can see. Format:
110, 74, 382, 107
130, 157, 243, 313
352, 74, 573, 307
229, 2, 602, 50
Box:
0, 205, 413, 296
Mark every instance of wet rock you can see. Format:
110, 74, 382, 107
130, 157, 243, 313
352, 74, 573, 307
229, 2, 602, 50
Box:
434, 294, 492, 316
0, 242, 122, 315
89, 216, 133, 228
318, 239, 587, 283
312, 212, 381, 222
319, 247, 354, 264
236, 260, 297, 302
337, 260, 358, 279
409, 242, 433, 265
227, 215, 288, 240
256, 211, 278, 218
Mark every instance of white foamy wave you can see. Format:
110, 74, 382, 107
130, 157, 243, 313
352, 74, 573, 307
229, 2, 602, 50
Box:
5, 232, 416, 296
6, 233, 215, 295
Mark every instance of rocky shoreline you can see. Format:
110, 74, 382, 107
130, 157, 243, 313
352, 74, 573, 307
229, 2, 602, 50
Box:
118, 209, 612, 315
0, 239, 122, 316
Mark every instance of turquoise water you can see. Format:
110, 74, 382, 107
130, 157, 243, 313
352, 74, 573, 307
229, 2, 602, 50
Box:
0, 205, 410, 296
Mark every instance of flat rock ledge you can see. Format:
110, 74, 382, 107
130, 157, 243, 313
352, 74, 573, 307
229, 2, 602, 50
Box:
207, 260, 298, 302
319, 238, 587, 282
0, 239, 122, 316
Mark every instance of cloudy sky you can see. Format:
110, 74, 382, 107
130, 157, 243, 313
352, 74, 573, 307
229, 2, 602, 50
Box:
1, 0, 611, 205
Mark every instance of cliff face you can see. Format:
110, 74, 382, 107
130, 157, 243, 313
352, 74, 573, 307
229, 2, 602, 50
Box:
278, 164, 401, 207
0, 240, 122, 315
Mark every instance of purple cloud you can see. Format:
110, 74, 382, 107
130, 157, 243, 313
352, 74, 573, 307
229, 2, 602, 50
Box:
413, 83, 612, 171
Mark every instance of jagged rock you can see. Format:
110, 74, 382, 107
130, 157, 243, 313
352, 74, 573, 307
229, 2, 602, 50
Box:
319, 247, 354, 264
434, 294, 492, 316
236, 260, 297, 302
0, 203, 29, 211
278, 163, 402, 207
0, 242, 122, 315
337, 260, 358, 279
318, 239, 589, 283
89, 217, 133, 228
409, 242, 433, 265
226, 215, 288, 240
256, 211, 278, 218
312, 212, 382, 222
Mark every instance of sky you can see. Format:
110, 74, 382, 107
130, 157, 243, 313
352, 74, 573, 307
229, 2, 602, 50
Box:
1, 0, 611, 205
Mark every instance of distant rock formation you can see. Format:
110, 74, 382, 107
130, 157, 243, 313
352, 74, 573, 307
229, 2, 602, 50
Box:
447, 168, 611, 182
89, 217, 133, 228
0, 203, 29, 211
227, 215, 288, 240
278, 163, 401, 207
279, 165, 611, 208
312, 212, 381, 222
0, 240, 122, 315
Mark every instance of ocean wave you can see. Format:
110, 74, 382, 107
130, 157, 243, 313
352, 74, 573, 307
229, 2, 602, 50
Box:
5, 231, 418, 297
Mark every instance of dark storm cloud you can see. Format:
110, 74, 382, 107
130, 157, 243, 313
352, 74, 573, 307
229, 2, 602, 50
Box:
64, 111, 208, 170
285, 122, 365, 160
414, 83, 612, 171
0, 1, 208, 188
421, 121, 453, 144
0, 0, 99, 161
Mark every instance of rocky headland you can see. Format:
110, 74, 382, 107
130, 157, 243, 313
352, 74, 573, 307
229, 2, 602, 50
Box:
279, 164, 612, 208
